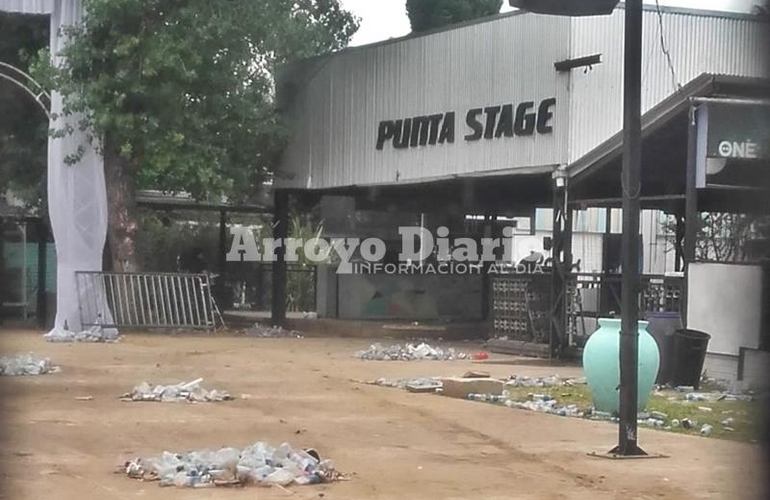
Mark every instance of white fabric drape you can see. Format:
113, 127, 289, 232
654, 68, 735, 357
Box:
46, 0, 114, 333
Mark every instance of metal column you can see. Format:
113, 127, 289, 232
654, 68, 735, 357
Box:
271, 190, 289, 324
216, 208, 228, 306
550, 182, 572, 359
682, 104, 699, 325
37, 219, 47, 329
616, 0, 644, 457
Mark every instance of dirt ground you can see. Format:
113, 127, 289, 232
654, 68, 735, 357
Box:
0, 329, 766, 500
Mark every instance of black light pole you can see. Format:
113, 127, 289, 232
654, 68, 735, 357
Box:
510, 0, 645, 456
616, 0, 644, 456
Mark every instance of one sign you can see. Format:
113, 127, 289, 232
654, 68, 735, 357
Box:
696, 102, 770, 189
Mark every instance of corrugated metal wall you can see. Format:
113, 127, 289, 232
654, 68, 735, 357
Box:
281, 13, 571, 190
0, 0, 53, 15
281, 8, 769, 190
568, 8, 770, 163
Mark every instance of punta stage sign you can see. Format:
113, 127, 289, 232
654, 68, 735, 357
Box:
376, 97, 556, 151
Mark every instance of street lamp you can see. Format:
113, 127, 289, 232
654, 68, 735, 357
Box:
509, 0, 619, 16
511, 0, 646, 457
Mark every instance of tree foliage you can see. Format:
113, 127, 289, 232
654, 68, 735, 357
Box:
406, 0, 503, 33
43, 0, 359, 203
663, 212, 770, 263
0, 13, 49, 208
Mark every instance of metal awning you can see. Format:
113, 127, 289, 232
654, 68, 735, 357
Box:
567, 73, 770, 213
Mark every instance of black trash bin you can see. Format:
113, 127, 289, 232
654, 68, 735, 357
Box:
645, 312, 683, 385
671, 329, 711, 389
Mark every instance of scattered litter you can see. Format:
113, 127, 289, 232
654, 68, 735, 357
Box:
505, 375, 581, 387
697, 406, 713, 412
700, 424, 713, 437
406, 379, 443, 393
75, 396, 94, 401
639, 418, 665, 428
43, 325, 120, 343
243, 323, 303, 338
591, 410, 614, 420
355, 343, 467, 361
369, 377, 442, 391
462, 371, 490, 379
685, 391, 753, 402
721, 417, 735, 427
124, 442, 342, 488
122, 379, 232, 403
681, 418, 694, 430
0, 354, 60, 376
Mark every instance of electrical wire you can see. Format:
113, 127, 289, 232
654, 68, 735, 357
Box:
655, 0, 682, 93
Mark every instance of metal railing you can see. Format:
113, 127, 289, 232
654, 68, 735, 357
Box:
75, 271, 218, 331
490, 271, 685, 344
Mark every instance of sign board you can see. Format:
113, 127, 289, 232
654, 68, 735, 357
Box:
696, 102, 770, 189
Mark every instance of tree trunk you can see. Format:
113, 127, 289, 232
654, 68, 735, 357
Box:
103, 145, 139, 272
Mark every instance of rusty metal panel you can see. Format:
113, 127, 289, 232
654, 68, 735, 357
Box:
568, 8, 770, 163
279, 12, 571, 190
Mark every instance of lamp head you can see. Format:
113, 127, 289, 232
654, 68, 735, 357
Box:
509, 0, 620, 16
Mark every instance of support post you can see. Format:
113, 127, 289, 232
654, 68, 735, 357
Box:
480, 213, 494, 320
616, 0, 645, 456
550, 181, 571, 358
217, 209, 227, 306
37, 219, 47, 329
271, 190, 289, 324
0, 216, 4, 323
674, 213, 685, 273
682, 104, 699, 325
684, 107, 698, 266
602, 207, 612, 274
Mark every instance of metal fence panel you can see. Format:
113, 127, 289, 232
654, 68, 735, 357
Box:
75, 271, 217, 330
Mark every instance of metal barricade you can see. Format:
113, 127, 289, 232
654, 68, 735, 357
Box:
75, 271, 218, 331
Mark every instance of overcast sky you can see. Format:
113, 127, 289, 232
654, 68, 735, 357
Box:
340, 0, 761, 46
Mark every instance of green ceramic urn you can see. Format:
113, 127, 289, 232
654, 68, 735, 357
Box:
582, 318, 660, 413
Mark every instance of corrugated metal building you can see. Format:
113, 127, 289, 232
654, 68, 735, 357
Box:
277, 5, 769, 190
273, 5, 770, 377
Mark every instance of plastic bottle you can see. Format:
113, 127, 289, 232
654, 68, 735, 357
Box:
263, 468, 296, 486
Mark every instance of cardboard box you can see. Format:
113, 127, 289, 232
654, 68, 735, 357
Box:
439, 377, 504, 399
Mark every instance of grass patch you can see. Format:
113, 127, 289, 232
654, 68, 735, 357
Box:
501, 385, 764, 444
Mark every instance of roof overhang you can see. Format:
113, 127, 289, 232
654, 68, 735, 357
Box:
568, 74, 770, 183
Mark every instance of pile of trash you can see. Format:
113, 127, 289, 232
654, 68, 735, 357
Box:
43, 325, 120, 343
356, 342, 468, 361
505, 375, 585, 388
369, 377, 443, 392
122, 378, 232, 403
0, 353, 60, 376
243, 323, 303, 339
125, 442, 341, 488
466, 391, 584, 417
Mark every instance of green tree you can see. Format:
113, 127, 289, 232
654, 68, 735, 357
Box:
40, 0, 358, 271
406, 0, 503, 32
0, 12, 49, 208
